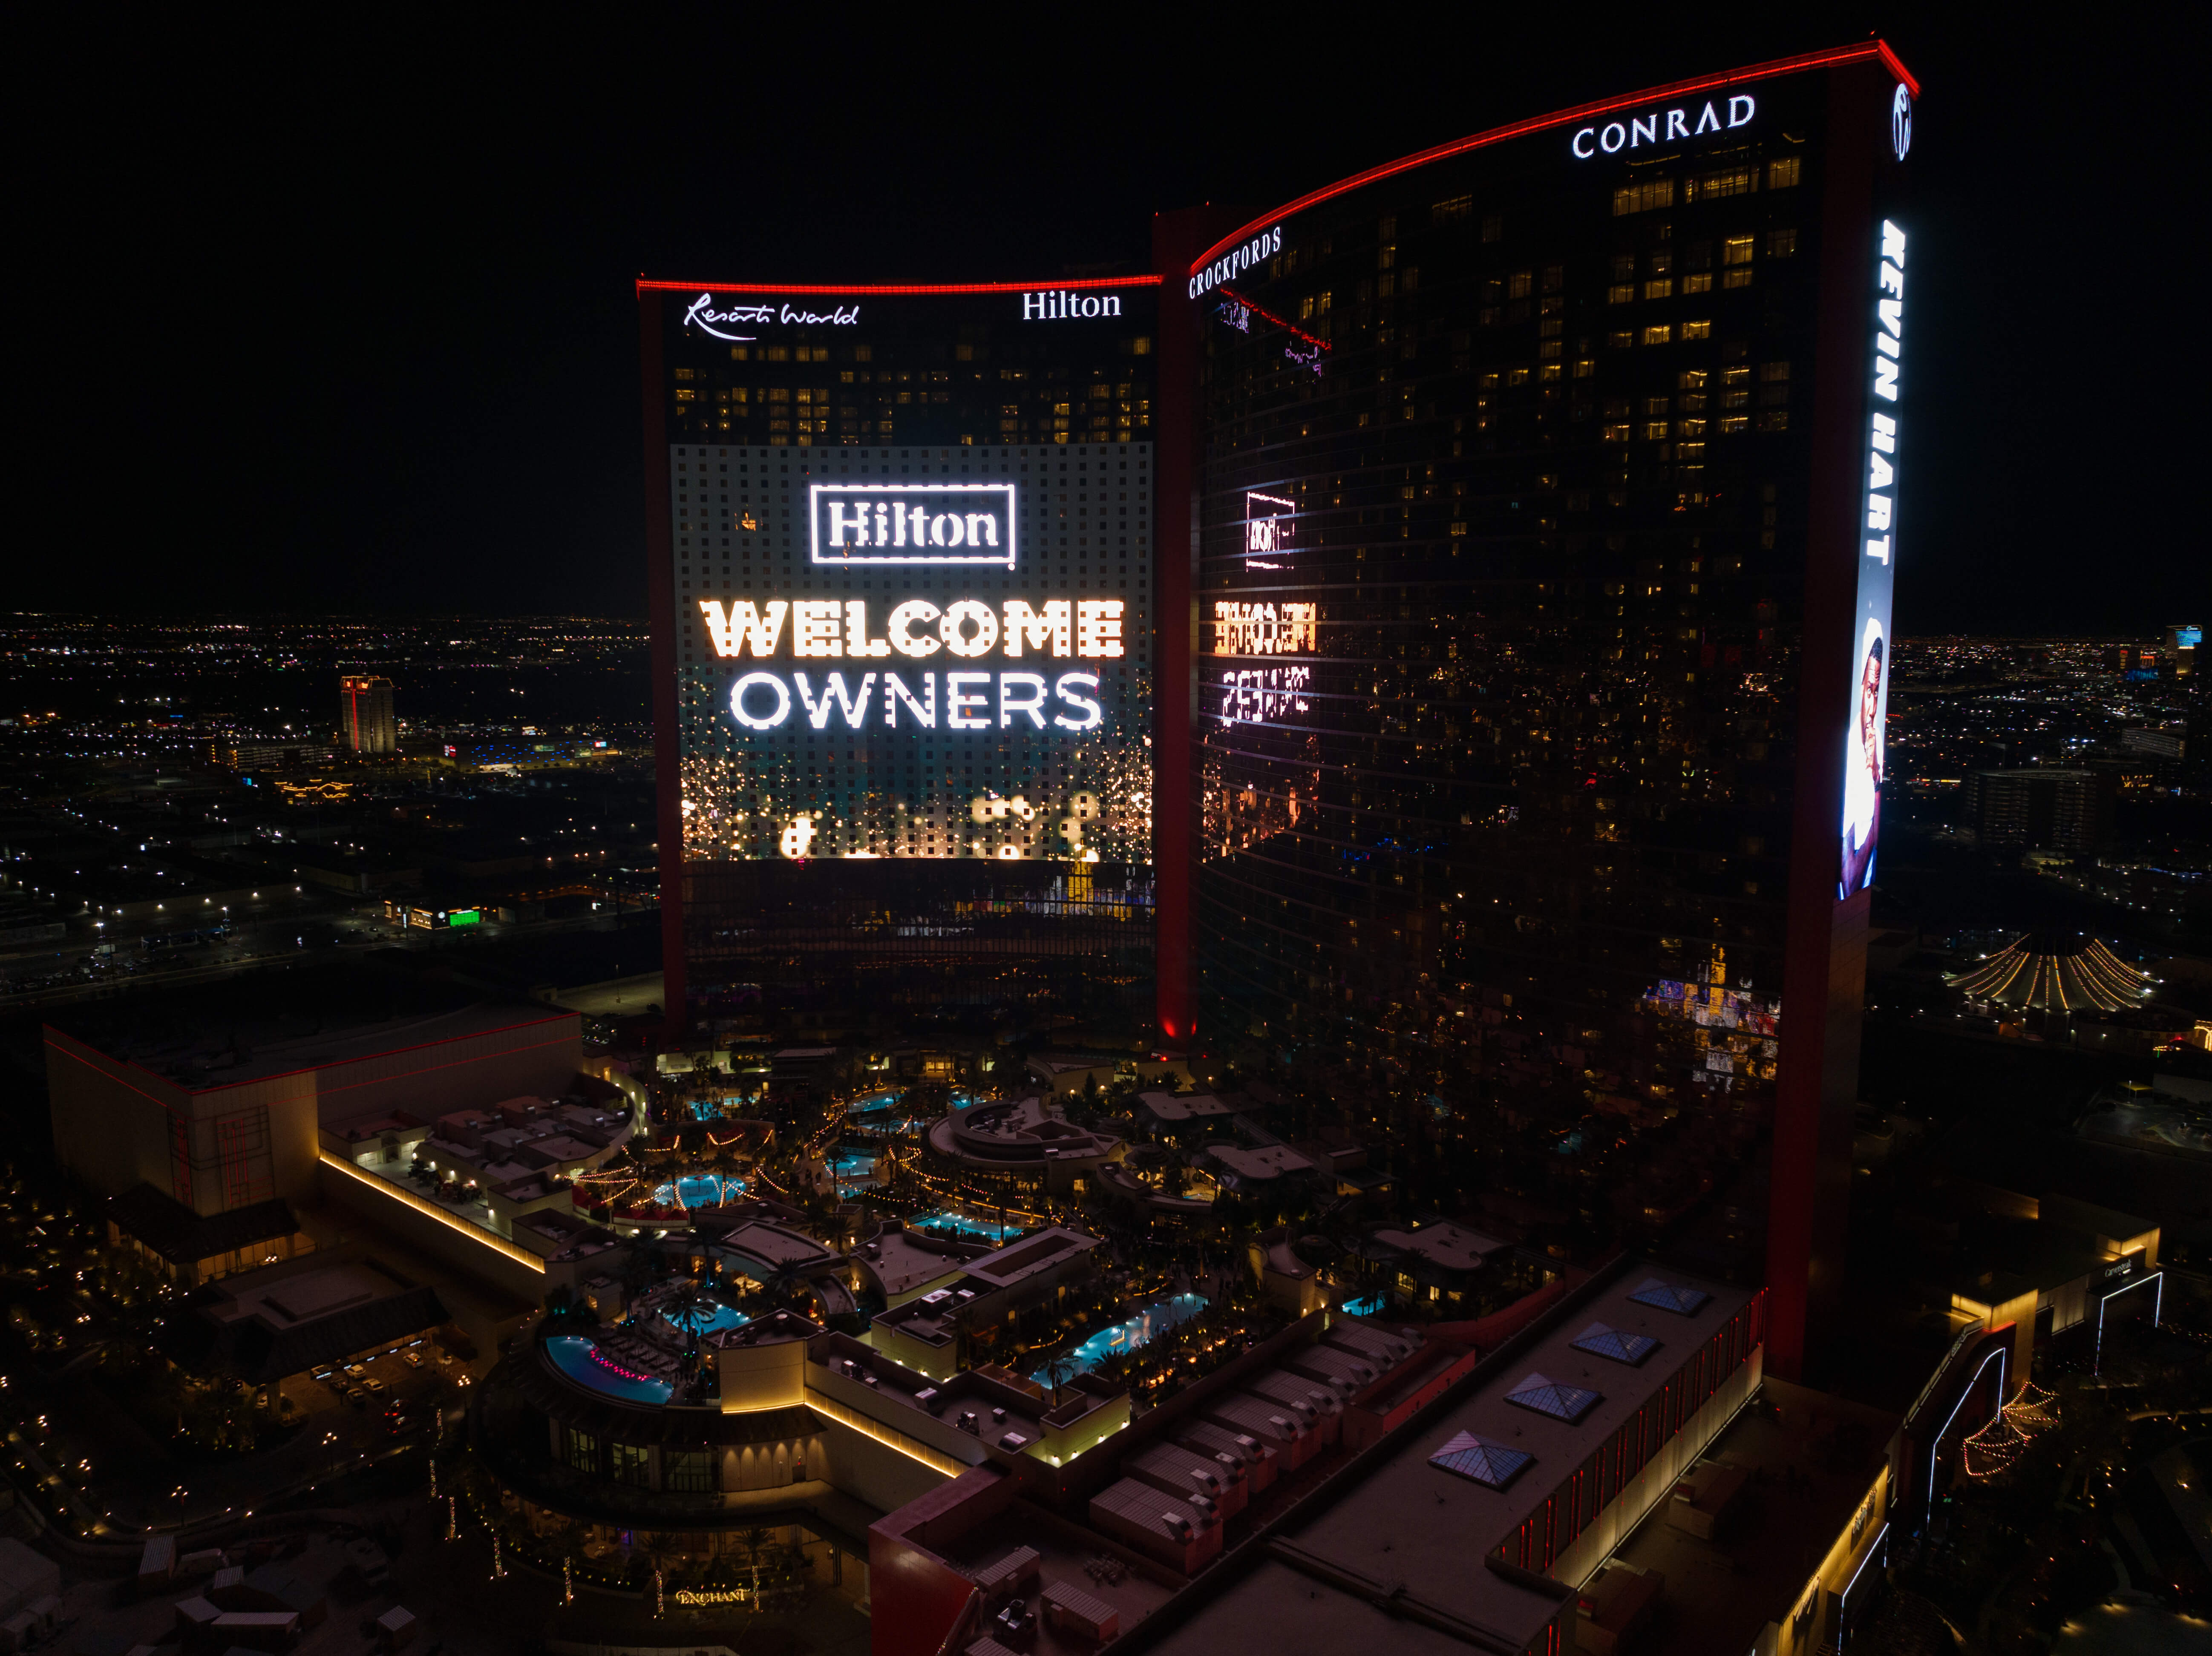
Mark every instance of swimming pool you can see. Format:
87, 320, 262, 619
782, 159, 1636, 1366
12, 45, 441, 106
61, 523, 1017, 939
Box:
1032, 1293, 1206, 1386
650, 1174, 745, 1210
661, 1298, 750, 1336
910, 1210, 1011, 1241
1340, 1294, 1386, 1317
545, 1335, 674, 1405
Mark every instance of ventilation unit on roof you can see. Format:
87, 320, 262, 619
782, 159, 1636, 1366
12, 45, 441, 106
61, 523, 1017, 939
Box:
1504, 1373, 1602, 1423
1430, 1431, 1534, 1490
1627, 1278, 1711, 1316
1570, 1322, 1660, 1366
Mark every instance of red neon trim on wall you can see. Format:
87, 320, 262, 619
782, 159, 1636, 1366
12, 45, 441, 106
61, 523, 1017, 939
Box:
1216, 286, 1331, 353
45, 1035, 187, 1116
636, 275, 1164, 298
1191, 41, 1919, 273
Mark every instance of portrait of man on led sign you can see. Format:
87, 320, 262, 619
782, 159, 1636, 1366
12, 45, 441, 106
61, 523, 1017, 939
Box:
1840, 621, 1886, 897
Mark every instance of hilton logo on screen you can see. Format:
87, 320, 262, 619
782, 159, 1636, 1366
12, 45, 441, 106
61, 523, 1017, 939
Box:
809, 483, 1017, 568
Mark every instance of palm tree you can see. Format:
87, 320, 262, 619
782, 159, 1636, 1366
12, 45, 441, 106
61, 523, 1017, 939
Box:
760, 1259, 811, 1313
1041, 1350, 1083, 1408
740, 1525, 774, 1595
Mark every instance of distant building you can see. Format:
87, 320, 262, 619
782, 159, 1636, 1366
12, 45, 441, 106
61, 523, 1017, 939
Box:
340, 675, 396, 753
2167, 622, 2200, 678
1964, 768, 2113, 851
207, 740, 334, 772
2121, 725, 2186, 761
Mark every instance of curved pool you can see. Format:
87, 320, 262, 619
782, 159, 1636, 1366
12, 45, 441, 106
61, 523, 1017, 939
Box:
662, 1298, 750, 1336
910, 1209, 1012, 1240
545, 1335, 674, 1405
650, 1174, 745, 1210
1032, 1293, 1206, 1386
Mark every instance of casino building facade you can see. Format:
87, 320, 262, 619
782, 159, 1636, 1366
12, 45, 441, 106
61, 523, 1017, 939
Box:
637, 282, 1166, 1018
641, 41, 1920, 1376
1181, 44, 1916, 1377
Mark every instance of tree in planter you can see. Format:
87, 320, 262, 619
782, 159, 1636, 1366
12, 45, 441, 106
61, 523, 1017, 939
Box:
740, 1525, 774, 1595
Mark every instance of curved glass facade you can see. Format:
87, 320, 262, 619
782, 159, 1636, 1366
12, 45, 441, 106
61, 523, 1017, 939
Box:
1190, 58, 1911, 1281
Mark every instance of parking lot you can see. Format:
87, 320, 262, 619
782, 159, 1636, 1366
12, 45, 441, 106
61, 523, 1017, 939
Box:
281, 1334, 458, 1439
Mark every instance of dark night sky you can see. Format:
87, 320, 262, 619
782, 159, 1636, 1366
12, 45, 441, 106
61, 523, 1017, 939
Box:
17, 12, 2205, 635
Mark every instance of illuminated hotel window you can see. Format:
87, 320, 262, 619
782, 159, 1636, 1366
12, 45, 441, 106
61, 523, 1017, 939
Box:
1681, 319, 1713, 340
1767, 155, 1802, 189
1642, 325, 1672, 346
1723, 235, 1755, 265
1612, 178, 1676, 216
1644, 279, 1673, 300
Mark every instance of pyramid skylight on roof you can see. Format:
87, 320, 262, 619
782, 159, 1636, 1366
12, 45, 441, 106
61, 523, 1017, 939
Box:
1504, 1372, 1601, 1423
1429, 1430, 1533, 1490
1627, 1278, 1710, 1316
1570, 1322, 1658, 1365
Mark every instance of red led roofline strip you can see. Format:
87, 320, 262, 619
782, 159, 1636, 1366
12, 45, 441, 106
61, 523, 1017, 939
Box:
637, 275, 1163, 297
1217, 286, 1331, 353
1192, 40, 1919, 274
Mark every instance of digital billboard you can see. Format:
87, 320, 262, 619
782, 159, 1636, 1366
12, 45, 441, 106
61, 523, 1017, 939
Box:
670, 443, 1154, 868
1840, 220, 1906, 900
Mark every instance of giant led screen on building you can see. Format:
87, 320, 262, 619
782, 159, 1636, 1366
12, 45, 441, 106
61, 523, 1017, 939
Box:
674, 449, 1153, 865
644, 281, 1161, 1004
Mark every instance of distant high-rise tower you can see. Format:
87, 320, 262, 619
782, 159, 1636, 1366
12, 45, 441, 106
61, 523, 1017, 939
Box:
2168, 623, 2200, 679
340, 675, 397, 754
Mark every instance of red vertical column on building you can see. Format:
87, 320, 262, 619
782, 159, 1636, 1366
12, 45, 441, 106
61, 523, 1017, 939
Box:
1767, 65, 1892, 1381
1149, 212, 1208, 1045
638, 290, 688, 1041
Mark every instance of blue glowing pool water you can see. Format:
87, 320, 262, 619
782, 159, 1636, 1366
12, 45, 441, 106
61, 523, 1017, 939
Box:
910, 1210, 1008, 1240
545, 1335, 673, 1405
830, 1150, 876, 1179
651, 1174, 744, 1210
663, 1299, 751, 1336
847, 1090, 902, 1115
1032, 1293, 1206, 1386
1341, 1294, 1386, 1317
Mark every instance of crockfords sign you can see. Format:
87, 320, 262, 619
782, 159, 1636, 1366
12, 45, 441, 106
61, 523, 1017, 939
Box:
809, 483, 1016, 568
1571, 94, 1755, 157
1189, 227, 1283, 300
